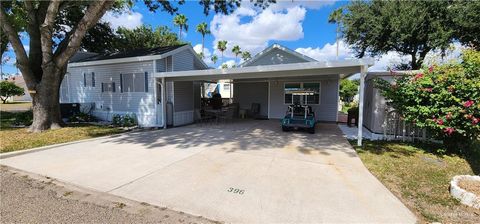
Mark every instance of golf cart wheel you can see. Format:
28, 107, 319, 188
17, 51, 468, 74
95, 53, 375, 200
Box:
308, 127, 315, 134
282, 126, 289, 132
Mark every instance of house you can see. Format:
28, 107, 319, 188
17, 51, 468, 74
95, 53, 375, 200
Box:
63, 43, 374, 144
5, 75, 32, 102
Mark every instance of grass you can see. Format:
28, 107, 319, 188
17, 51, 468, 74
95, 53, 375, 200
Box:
351, 140, 480, 223
0, 101, 32, 111
0, 111, 125, 153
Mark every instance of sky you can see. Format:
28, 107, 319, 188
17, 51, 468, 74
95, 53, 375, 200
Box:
0, 0, 455, 74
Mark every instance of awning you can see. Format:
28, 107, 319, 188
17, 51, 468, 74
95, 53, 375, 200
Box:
155, 59, 374, 81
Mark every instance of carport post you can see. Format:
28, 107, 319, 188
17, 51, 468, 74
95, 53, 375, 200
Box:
162, 77, 167, 129
357, 65, 367, 146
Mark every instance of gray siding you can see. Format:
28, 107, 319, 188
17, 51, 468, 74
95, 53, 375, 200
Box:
173, 49, 194, 71
245, 48, 309, 67
269, 79, 339, 122
156, 58, 166, 72
234, 82, 269, 117
173, 81, 194, 112
63, 61, 156, 127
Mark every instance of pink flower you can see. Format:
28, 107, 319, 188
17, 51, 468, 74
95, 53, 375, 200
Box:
444, 127, 455, 135
446, 112, 452, 120
463, 100, 474, 108
424, 87, 433, 92
473, 117, 479, 125
436, 119, 444, 125
413, 73, 424, 81
428, 66, 434, 73
465, 114, 473, 119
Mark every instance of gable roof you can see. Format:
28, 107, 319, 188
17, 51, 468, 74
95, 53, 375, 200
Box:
68, 44, 208, 69
240, 43, 317, 67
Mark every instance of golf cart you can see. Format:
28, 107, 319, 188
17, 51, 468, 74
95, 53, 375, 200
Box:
281, 90, 316, 134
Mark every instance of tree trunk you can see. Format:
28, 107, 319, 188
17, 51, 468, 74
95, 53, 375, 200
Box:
29, 64, 63, 132
410, 53, 420, 70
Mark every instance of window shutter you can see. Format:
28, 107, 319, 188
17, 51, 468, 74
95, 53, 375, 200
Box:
83, 73, 86, 87
92, 72, 95, 87
112, 82, 116, 92
120, 74, 123, 93
101, 83, 104, 92
144, 72, 148, 92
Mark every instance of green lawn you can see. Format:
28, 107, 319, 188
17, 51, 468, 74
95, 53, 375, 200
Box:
352, 140, 480, 223
0, 111, 125, 153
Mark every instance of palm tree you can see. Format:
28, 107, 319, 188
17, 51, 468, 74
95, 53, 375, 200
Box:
196, 22, 210, 56
231, 45, 241, 63
217, 40, 228, 63
211, 55, 218, 64
173, 14, 188, 40
241, 51, 251, 61
328, 8, 343, 60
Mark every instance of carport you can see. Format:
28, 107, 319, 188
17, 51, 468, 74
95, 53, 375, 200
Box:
154, 59, 373, 146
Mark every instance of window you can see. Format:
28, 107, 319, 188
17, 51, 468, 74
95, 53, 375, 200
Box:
284, 83, 301, 104
284, 82, 320, 105
223, 83, 230, 91
101, 82, 115, 92
120, 72, 148, 92
83, 72, 95, 87
304, 83, 320, 104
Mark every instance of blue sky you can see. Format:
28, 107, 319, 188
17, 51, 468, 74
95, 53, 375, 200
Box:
2, 0, 401, 74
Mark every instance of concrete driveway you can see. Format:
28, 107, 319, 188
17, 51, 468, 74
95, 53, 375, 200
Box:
0, 120, 416, 223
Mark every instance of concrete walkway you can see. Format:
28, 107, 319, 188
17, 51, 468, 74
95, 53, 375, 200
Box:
0, 120, 416, 223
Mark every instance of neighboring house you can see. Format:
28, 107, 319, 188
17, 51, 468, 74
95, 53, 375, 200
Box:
62, 43, 373, 128
5, 75, 32, 102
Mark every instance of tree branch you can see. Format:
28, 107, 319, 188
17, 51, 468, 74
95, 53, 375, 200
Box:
54, 0, 114, 67
0, 4, 35, 88
40, 0, 62, 65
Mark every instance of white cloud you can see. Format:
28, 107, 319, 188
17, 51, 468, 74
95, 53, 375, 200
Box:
102, 11, 143, 30
218, 60, 237, 69
210, 3, 308, 58
193, 44, 214, 65
270, 0, 336, 11
295, 40, 354, 61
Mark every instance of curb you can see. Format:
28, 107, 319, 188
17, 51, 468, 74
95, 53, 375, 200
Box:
0, 130, 137, 159
450, 175, 480, 209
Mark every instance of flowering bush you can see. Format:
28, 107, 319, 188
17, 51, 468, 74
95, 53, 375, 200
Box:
375, 50, 480, 152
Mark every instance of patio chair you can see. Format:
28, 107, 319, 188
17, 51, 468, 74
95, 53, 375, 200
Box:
195, 109, 215, 125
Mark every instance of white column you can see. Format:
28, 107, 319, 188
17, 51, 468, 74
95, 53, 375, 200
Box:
357, 65, 367, 146
162, 77, 167, 129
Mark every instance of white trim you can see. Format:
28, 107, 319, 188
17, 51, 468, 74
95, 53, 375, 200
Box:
268, 80, 271, 119
68, 45, 207, 68
357, 65, 367, 146
156, 59, 374, 81
241, 43, 317, 67
162, 77, 167, 129
336, 78, 340, 123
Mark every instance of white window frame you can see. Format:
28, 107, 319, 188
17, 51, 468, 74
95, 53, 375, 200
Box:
283, 82, 321, 105
120, 73, 147, 93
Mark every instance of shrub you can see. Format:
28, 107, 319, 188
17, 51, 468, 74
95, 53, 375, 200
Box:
375, 49, 480, 152
12, 110, 33, 126
111, 113, 137, 127
0, 81, 25, 103
69, 112, 97, 123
